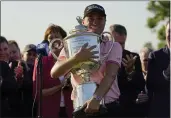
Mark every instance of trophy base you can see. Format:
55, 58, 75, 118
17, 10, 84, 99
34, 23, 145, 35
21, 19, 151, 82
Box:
74, 82, 97, 109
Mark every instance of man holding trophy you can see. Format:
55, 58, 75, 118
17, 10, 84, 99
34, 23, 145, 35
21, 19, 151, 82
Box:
51, 4, 122, 117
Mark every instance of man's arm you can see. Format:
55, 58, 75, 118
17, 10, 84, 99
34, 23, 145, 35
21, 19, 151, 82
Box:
51, 57, 77, 79
42, 85, 63, 96
93, 42, 122, 101
51, 44, 98, 79
93, 62, 120, 100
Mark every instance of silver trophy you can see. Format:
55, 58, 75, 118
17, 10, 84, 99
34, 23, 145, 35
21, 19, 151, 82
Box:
63, 16, 114, 110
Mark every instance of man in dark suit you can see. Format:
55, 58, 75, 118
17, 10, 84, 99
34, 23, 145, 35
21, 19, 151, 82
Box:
109, 24, 145, 117
146, 21, 170, 118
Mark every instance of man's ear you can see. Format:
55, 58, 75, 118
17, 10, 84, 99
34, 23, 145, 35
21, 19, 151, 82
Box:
21, 53, 24, 59
82, 19, 85, 25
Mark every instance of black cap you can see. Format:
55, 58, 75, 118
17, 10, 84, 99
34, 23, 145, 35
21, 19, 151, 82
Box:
110, 24, 127, 35
23, 44, 36, 53
84, 4, 106, 18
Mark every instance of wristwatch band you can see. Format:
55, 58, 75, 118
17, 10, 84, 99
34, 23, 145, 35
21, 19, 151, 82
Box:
93, 94, 103, 101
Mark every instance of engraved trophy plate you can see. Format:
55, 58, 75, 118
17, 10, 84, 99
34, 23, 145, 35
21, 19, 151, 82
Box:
66, 35, 100, 62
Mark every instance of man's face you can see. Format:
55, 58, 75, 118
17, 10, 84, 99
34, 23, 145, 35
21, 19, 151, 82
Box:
23, 50, 37, 65
82, 12, 106, 35
48, 31, 63, 43
140, 52, 149, 72
112, 31, 126, 45
9, 44, 21, 61
166, 22, 170, 48
0, 42, 10, 62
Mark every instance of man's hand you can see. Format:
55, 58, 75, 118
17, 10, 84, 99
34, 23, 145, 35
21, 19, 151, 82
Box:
74, 43, 99, 63
122, 54, 137, 73
136, 91, 148, 104
163, 64, 170, 80
84, 97, 100, 114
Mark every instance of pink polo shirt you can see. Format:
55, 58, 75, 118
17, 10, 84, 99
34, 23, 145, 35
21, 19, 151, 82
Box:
58, 40, 122, 104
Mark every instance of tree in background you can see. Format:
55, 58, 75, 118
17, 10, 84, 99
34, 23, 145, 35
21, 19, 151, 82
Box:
146, 1, 170, 49
143, 41, 155, 50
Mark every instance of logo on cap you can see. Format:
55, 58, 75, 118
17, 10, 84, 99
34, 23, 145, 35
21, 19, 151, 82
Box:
87, 5, 104, 11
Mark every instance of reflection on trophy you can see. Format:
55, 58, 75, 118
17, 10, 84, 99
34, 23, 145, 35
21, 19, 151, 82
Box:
49, 38, 64, 60
63, 16, 114, 110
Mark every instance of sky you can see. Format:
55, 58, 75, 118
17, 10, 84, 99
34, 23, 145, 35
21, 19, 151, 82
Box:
1, 1, 160, 53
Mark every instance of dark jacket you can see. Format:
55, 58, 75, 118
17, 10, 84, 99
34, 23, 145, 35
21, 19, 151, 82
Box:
146, 46, 170, 118
9, 60, 33, 117
118, 49, 145, 117
0, 61, 16, 117
0, 61, 23, 117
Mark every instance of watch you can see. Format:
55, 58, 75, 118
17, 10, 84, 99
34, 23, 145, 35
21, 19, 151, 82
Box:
93, 94, 103, 101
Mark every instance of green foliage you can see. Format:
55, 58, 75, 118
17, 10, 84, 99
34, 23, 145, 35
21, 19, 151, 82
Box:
157, 25, 166, 41
146, 1, 170, 49
143, 41, 154, 50
157, 41, 166, 49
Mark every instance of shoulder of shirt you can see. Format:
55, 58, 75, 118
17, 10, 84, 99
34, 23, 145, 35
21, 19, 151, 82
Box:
103, 40, 122, 47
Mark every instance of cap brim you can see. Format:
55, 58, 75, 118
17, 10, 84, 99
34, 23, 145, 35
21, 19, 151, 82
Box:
24, 48, 36, 53
28, 49, 36, 52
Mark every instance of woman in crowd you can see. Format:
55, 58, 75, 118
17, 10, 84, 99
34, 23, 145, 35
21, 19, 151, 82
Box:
8, 40, 21, 61
43, 24, 67, 45
33, 24, 73, 118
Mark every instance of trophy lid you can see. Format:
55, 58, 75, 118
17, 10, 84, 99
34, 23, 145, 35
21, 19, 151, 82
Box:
69, 16, 87, 34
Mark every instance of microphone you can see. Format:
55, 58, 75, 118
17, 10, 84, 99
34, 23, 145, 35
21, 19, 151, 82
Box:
36, 42, 49, 56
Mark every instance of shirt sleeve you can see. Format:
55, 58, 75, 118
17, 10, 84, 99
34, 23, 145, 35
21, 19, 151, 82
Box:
106, 42, 122, 67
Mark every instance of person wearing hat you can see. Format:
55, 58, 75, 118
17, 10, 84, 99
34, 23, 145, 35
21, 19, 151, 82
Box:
21, 44, 38, 117
22, 44, 37, 66
110, 24, 145, 117
51, 4, 123, 117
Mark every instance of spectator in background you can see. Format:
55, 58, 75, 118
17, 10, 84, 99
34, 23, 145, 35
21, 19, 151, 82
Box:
8, 40, 21, 61
133, 47, 153, 117
43, 24, 67, 45
139, 47, 153, 80
0, 36, 25, 117
146, 20, 170, 118
37, 24, 67, 56
33, 25, 73, 118
109, 24, 145, 117
22, 44, 37, 72
22, 44, 38, 117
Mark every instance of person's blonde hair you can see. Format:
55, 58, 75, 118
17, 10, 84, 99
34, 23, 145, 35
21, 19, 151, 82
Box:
140, 47, 153, 55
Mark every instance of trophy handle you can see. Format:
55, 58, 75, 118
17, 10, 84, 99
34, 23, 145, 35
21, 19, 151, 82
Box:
76, 16, 83, 25
101, 31, 115, 42
49, 38, 64, 60
69, 16, 87, 34
100, 32, 115, 63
